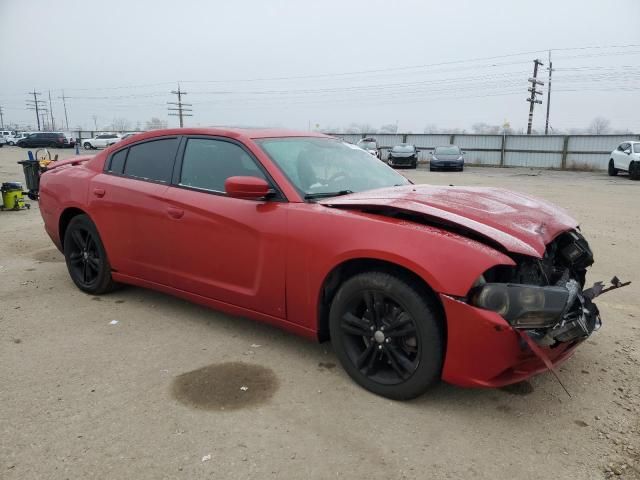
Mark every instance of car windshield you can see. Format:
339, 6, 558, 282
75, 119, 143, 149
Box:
434, 146, 461, 155
257, 137, 409, 198
358, 141, 377, 150
392, 145, 414, 153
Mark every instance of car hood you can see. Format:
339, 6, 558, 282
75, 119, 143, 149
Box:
319, 185, 578, 257
389, 151, 415, 157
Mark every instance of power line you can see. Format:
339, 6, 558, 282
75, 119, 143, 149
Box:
526, 59, 544, 134
167, 85, 192, 127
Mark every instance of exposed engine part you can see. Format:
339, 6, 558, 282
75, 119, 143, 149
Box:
477, 230, 632, 347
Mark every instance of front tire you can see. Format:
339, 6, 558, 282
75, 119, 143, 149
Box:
329, 271, 443, 400
83, 142, 92, 150
63, 215, 116, 294
630, 161, 640, 181
608, 159, 618, 176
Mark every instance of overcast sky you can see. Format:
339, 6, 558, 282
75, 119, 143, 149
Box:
1, 0, 639, 132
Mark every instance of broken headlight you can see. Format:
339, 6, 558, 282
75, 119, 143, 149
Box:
470, 283, 569, 328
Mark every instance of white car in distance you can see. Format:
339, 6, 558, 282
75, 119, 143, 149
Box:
83, 133, 121, 150
609, 141, 640, 180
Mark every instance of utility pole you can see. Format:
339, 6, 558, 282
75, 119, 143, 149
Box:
526, 59, 544, 135
544, 51, 554, 135
26, 90, 45, 131
0, 105, 4, 129
48, 90, 55, 131
58, 90, 70, 129
168, 85, 192, 127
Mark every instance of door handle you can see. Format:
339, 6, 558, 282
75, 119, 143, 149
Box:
167, 207, 184, 219
93, 188, 106, 198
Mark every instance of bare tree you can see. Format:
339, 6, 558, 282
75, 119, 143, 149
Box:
588, 116, 611, 135
379, 123, 398, 134
145, 117, 168, 130
109, 117, 131, 132
472, 122, 501, 134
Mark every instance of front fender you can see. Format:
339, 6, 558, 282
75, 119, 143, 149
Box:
284, 204, 515, 333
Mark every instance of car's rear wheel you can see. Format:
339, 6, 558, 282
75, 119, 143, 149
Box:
608, 159, 618, 176
63, 215, 116, 294
630, 161, 640, 180
329, 271, 443, 400
83, 142, 92, 150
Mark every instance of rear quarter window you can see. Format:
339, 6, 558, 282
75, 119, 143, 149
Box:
108, 149, 128, 174
122, 138, 179, 183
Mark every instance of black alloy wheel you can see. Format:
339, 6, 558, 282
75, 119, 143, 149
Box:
329, 271, 443, 400
630, 161, 640, 180
63, 215, 116, 294
608, 159, 618, 176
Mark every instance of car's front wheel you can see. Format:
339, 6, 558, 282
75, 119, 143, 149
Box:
83, 142, 92, 150
63, 214, 116, 294
630, 161, 640, 181
608, 159, 618, 176
329, 271, 443, 400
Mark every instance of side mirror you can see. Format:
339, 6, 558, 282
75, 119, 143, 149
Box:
462, 151, 467, 155
624, 149, 631, 155
225, 176, 272, 200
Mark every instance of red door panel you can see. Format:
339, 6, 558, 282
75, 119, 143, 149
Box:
88, 173, 172, 285
165, 187, 287, 318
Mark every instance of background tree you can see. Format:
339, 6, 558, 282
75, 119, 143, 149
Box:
109, 117, 131, 132
588, 116, 611, 135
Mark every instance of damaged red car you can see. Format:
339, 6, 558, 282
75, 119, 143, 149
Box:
39, 128, 604, 399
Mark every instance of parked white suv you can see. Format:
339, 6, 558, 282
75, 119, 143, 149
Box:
7, 132, 30, 145
83, 133, 121, 149
609, 141, 640, 180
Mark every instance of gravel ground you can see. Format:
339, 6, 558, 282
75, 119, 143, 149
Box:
0, 145, 638, 479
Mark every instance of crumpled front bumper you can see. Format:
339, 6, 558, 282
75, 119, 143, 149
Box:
439, 294, 584, 387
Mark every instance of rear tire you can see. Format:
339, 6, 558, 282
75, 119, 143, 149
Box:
329, 271, 443, 400
630, 161, 640, 181
63, 214, 117, 295
83, 142, 92, 150
608, 159, 618, 176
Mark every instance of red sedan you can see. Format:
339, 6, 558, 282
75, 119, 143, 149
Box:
39, 128, 602, 399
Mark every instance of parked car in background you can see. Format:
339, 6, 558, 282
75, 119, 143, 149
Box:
1, 130, 16, 142
83, 133, 121, 150
39, 127, 607, 400
0, 136, 6, 147
430, 145, 465, 171
609, 141, 640, 180
120, 132, 143, 141
17, 132, 68, 148
357, 137, 380, 158
387, 144, 418, 168
6, 132, 31, 145
61, 132, 76, 148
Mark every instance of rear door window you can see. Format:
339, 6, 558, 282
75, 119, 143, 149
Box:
122, 138, 179, 183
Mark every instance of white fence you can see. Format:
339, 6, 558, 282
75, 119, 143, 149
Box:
329, 133, 640, 170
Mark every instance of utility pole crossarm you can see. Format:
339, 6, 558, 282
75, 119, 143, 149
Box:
168, 85, 192, 128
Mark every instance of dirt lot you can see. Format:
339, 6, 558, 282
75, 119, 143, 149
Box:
1, 145, 638, 480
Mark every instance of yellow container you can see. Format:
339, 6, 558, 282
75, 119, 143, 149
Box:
1, 183, 26, 210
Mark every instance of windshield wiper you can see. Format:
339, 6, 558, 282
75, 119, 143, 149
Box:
304, 190, 353, 200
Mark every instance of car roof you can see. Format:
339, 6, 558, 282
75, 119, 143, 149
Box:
115, 127, 329, 144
